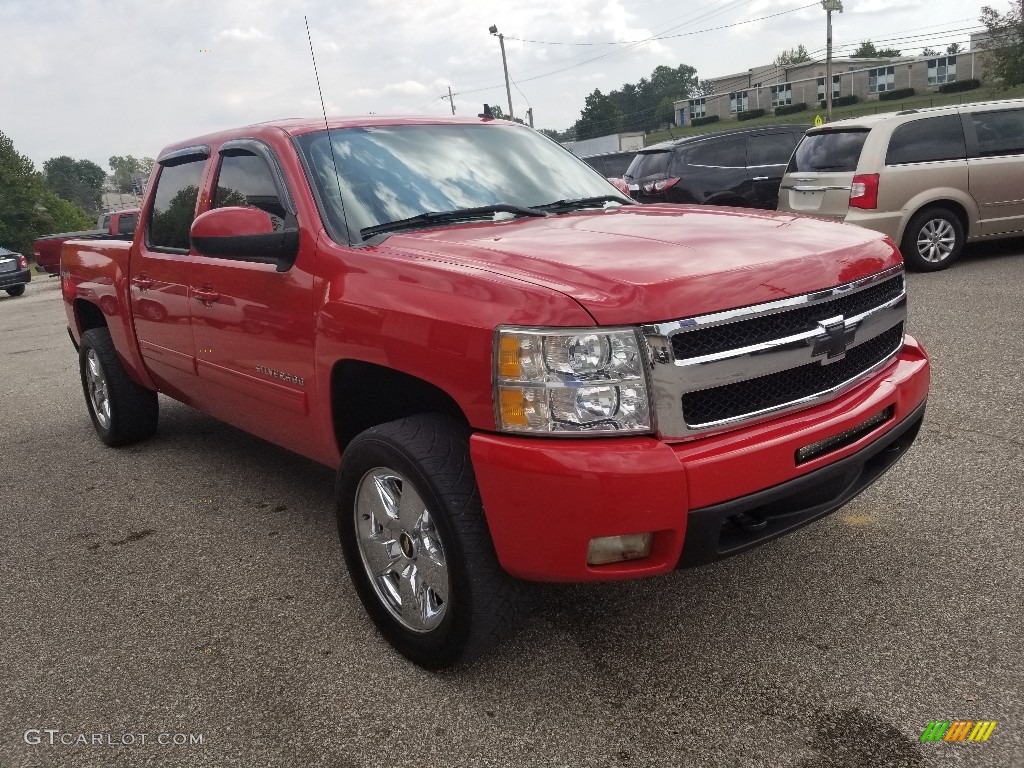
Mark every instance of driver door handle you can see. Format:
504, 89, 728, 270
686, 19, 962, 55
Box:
132, 276, 153, 291
752, 176, 770, 181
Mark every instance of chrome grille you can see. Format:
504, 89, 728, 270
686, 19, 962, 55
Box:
642, 266, 907, 438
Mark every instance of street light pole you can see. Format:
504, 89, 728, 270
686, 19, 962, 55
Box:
823, 0, 843, 123
489, 24, 514, 121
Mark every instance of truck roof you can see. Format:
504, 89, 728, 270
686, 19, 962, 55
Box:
157, 115, 517, 161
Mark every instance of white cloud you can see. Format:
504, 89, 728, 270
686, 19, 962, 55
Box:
216, 27, 267, 41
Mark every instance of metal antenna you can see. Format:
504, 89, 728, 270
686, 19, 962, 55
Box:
305, 16, 351, 247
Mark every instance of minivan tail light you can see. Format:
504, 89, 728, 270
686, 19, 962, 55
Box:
849, 173, 879, 210
643, 177, 680, 194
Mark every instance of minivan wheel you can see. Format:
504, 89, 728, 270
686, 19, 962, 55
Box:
336, 414, 531, 668
901, 207, 964, 272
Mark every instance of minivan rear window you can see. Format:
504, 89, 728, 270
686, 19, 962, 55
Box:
625, 150, 671, 179
788, 129, 869, 173
885, 115, 965, 164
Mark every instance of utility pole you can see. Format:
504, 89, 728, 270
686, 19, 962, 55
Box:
526, 107, 533, 128
823, 0, 843, 123
488, 25, 514, 121
442, 85, 455, 115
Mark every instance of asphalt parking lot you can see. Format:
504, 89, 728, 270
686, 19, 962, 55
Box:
1, 245, 1022, 768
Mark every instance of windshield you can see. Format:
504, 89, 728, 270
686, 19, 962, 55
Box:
296, 123, 630, 243
788, 129, 869, 173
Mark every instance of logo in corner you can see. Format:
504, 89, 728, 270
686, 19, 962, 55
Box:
920, 720, 997, 742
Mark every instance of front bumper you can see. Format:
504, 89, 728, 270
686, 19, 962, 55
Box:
0, 267, 31, 289
470, 336, 929, 582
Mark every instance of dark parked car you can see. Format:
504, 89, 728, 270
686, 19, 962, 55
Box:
0, 246, 31, 297
624, 124, 811, 209
580, 150, 637, 179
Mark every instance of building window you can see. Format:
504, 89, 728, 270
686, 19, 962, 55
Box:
770, 83, 792, 107
729, 91, 749, 113
927, 56, 957, 85
817, 75, 841, 100
689, 98, 707, 119
868, 66, 895, 93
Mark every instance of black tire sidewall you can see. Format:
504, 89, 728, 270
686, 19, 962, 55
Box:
6, 285, 26, 297
336, 429, 476, 668
79, 330, 117, 444
901, 208, 964, 272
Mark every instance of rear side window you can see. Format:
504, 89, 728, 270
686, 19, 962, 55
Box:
788, 130, 869, 173
626, 150, 672, 179
117, 213, 137, 236
972, 109, 1024, 157
885, 116, 966, 164
749, 133, 800, 166
149, 159, 206, 250
692, 138, 746, 167
584, 152, 635, 178
214, 151, 287, 230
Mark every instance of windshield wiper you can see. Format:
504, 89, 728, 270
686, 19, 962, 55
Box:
360, 203, 548, 239
532, 195, 634, 214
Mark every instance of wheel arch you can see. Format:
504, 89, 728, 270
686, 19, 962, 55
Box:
330, 359, 470, 454
898, 195, 974, 244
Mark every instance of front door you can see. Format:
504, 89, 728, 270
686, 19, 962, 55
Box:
187, 144, 321, 460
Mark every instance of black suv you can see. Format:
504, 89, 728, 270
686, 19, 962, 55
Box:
624, 124, 810, 209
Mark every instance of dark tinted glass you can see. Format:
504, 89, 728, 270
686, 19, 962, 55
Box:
584, 152, 635, 178
627, 150, 672, 179
149, 159, 205, 250
692, 138, 746, 167
972, 109, 1024, 157
749, 132, 799, 166
117, 213, 137, 236
214, 152, 287, 230
885, 116, 966, 164
788, 130, 869, 173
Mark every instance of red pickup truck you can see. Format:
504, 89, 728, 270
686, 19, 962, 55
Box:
33, 209, 139, 275
61, 116, 930, 667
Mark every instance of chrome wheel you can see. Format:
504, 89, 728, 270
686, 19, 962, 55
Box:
354, 468, 449, 633
916, 218, 957, 263
85, 348, 111, 430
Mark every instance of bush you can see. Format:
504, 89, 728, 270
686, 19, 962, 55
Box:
820, 95, 859, 110
939, 78, 980, 93
737, 108, 766, 121
879, 87, 916, 101
775, 102, 808, 116
690, 115, 720, 126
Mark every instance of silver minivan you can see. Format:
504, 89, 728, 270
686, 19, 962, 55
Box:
778, 99, 1024, 271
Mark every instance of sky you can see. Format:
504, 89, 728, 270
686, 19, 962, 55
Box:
0, 0, 994, 172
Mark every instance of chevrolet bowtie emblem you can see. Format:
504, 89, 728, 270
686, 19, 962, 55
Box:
812, 315, 852, 364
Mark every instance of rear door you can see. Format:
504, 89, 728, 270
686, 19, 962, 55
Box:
964, 107, 1024, 236
131, 149, 209, 397
778, 128, 869, 217
747, 130, 803, 209
684, 136, 749, 205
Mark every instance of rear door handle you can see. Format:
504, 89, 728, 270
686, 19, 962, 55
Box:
132, 276, 153, 291
193, 288, 220, 304
752, 176, 770, 181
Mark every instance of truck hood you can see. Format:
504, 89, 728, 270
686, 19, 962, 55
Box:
378, 205, 901, 326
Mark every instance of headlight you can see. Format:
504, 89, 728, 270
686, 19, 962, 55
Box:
494, 327, 652, 434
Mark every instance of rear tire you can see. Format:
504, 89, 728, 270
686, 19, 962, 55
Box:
336, 414, 531, 668
900, 207, 964, 272
5, 285, 26, 297
79, 327, 159, 446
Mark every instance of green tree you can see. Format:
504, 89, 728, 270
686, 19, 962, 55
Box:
0, 130, 92, 257
573, 89, 624, 140
853, 40, 901, 57
980, 3, 1024, 86
921, 47, 940, 56
656, 96, 678, 126
946, 42, 963, 54
43, 156, 105, 215
108, 155, 154, 193
775, 44, 812, 65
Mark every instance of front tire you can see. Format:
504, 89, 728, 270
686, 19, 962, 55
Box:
336, 414, 531, 668
900, 207, 964, 272
5, 285, 26, 297
79, 327, 159, 446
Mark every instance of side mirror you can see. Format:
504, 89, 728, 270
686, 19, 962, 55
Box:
607, 177, 632, 198
190, 207, 299, 272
